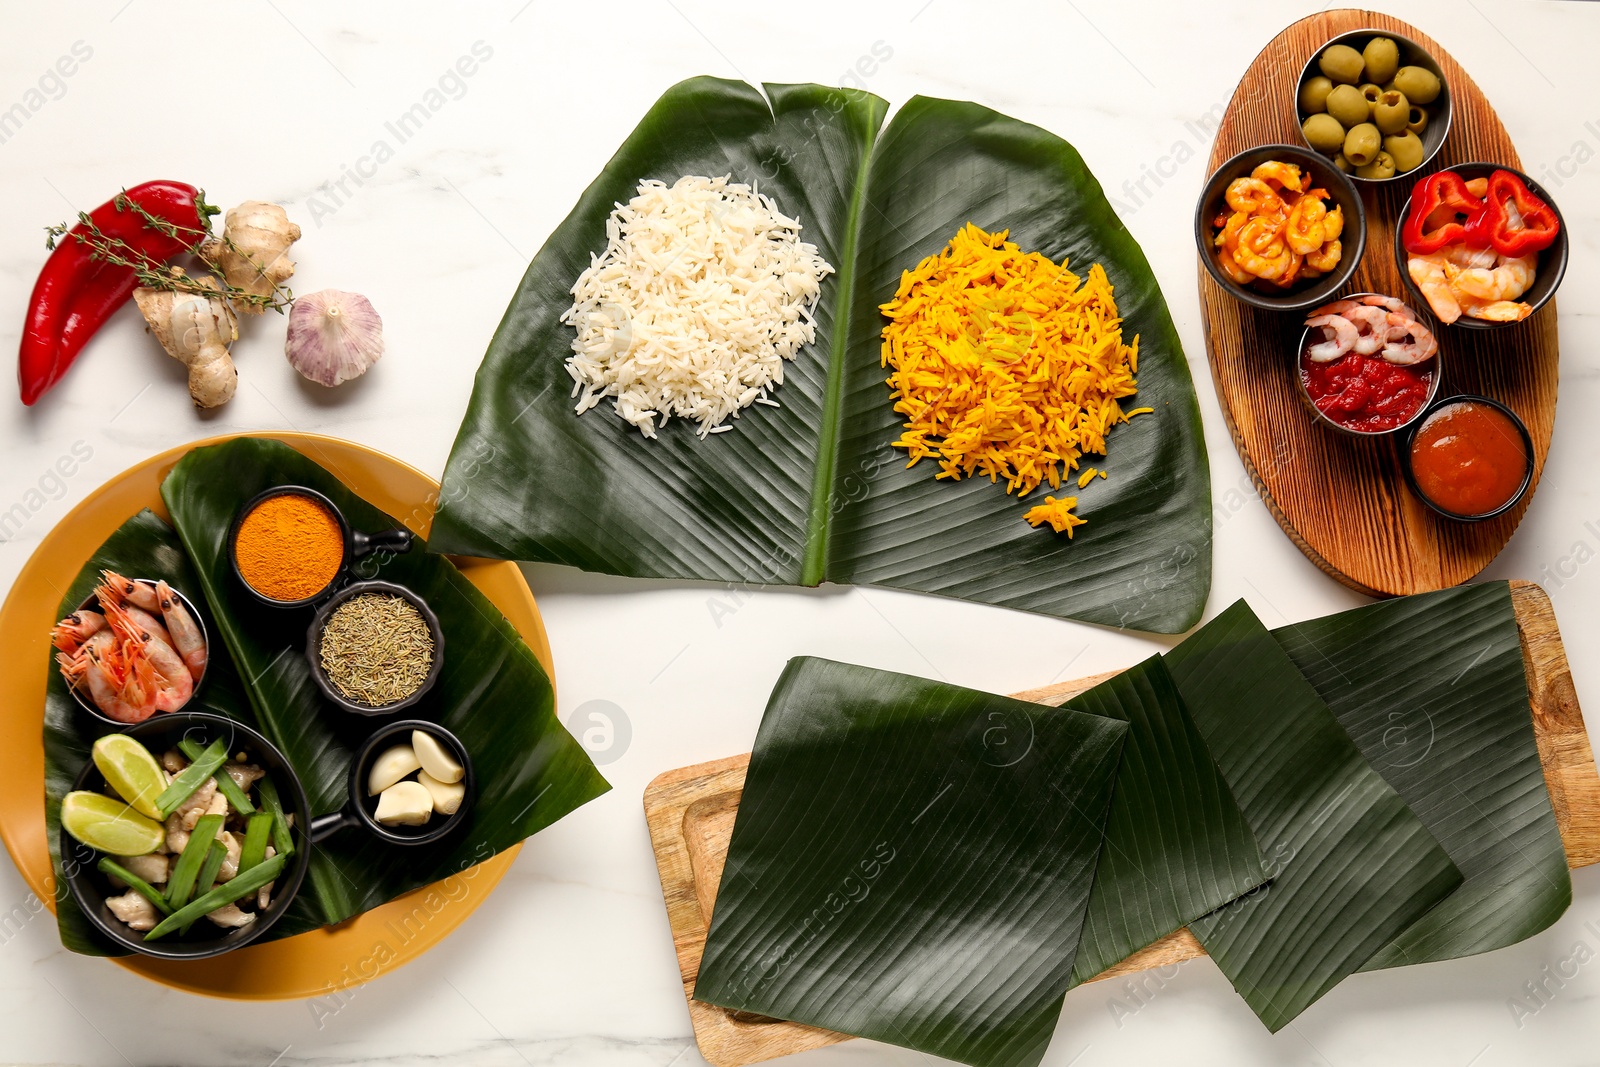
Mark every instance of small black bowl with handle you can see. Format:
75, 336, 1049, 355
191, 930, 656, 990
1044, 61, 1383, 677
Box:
1393, 162, 1568, 331
62, 712, 314, 960
228, 486, 415, 609
60, 578, 210, 729
309, 719, 475, 847
305, 580, 445, 717
1196, 143, 1366, 313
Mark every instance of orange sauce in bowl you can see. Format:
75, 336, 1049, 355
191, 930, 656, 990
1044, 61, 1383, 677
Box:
1408, 401, 1529, 517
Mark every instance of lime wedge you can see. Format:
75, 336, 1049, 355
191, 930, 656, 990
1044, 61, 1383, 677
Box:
60, 791, 165, 855
92, 734, 168, 820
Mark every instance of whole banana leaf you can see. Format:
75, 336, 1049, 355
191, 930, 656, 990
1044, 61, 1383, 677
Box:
1062, 656, 1267, 985
160, 438, 609, 928
1273, 582, 1569, 969
693, 657, 1128, 1067
1166, 601, 1462, 1032
430, 78, 1211, 633
43, 510, 324, 955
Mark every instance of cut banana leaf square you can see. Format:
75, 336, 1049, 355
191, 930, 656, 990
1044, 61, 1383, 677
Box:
694, 657, 1128, 1067
1166, 600, 1463, 1032
430, 78, 1211, 633
159, 438, 610, 929
1273, 582, 1569, 969
1061, 655, 1268, 985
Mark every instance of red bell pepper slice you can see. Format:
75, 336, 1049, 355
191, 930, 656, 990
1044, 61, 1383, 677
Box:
1402, 172, 1490, 255
1475, 170, 1560, 258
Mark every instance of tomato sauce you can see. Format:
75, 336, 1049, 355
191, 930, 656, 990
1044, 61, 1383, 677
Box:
1408, 401, 1529, 517
1300, 350, 1434, 433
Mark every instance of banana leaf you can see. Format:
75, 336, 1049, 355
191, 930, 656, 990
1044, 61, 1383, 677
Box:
43, 509, 325, 955
1272, 582, 1569, 969
693, 657, 1129, 1067
156, 438, 609, 928
1061, 655, 1267, 985
429, 78, 1211, 633
1165, 601, 1463, 1032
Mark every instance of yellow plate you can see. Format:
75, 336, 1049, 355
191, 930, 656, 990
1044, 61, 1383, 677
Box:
0, 432, 551, 1000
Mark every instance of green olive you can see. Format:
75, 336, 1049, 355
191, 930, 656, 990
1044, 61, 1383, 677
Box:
1374, 90, 1410, 134
1360, 83, 1383, 118
1302, 113, 1347, 153
1326, 84, 1371, 128
1384, 131, 1426, 173
1343, 122, 1382, 167
1392, 65, 1441, 105
1362, 37, 1401, 84
1356, 150, 1397, 180
1319, 43, 1366, 85
1406, 106, 1429, 135
1299, 75, 1335, 114
1333, 153, 1353, 173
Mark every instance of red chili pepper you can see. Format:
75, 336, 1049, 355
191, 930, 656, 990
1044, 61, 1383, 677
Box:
19, 181, 216, 405
1401, 172, 1490, 255
1474, 170, 1560, 258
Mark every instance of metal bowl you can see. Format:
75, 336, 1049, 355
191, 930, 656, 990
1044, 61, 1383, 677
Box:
1295, 28, 1452, 185
62, 578, 209, 728
1293, 293, 1442, 437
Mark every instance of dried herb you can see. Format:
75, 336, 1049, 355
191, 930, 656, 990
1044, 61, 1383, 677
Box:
319, 594, 433, 706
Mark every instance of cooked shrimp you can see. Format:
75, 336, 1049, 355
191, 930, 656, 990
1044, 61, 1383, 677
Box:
1226, 177, 1283, 214
1381, 313, 1438, 365
117, 605, 171, 651
105, 890, 160, 931
1285, 196, 1326, 255
1408, 253, 1462, 324
67, 634, 157, 723
1360, 294, 1425, 321
97, 571, 160, 613
1308, 298, 1362, 318
51, 610, 106, 654
1345, 305, 1391, 355
1305, 240, 1342, 272
1305, 315, 1358, 361
1449, 253, 1537, 303
155, 581, 206, 682
1251, 160, 1304, 193
103, 601, 193, 712
1458, 294, 1533, 322
1320, 205, 1344, 242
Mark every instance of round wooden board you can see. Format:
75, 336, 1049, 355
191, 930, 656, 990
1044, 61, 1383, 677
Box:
1200, 9, 1559, 596
0, 432, 554, 1000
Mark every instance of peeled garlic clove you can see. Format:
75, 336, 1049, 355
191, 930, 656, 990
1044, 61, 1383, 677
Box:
418, 770, 465, 816
367, 744, 420, 795
412, 730, 464, 785
285, 289, 383, 386
374, 780, 433, 826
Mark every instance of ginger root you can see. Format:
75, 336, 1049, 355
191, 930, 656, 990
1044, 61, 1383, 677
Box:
133, 276, 239, 408
198, 201, 300, 314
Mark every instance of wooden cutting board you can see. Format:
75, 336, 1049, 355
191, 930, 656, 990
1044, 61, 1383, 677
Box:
644, 582, 1598, 1067
1200, 10, 1560, 596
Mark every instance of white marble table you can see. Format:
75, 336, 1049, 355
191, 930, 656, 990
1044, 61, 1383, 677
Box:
1, 1, 1596, 1063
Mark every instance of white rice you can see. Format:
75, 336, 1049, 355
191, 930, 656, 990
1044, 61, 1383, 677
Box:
561, 175, 834, 439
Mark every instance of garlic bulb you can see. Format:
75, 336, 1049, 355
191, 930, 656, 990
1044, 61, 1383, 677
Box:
285, 289, 383, 386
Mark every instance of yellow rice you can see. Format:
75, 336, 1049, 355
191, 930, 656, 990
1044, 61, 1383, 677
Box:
879, 223, 1151, 532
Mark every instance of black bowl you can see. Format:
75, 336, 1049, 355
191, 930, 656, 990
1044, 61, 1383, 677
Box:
1393, 163, 1568, 331
311, 719, 476, 847
228, 486, 414, 609
305, 580, 445, 716
62, 579, 209, 728
1401, 394, 1534, 521
1196, 143, 1366, 312
1295, 28, 1452, 185
61, 712, 312, 960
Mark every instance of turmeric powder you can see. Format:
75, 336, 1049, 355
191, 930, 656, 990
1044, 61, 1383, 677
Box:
235, 493, 344, 601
